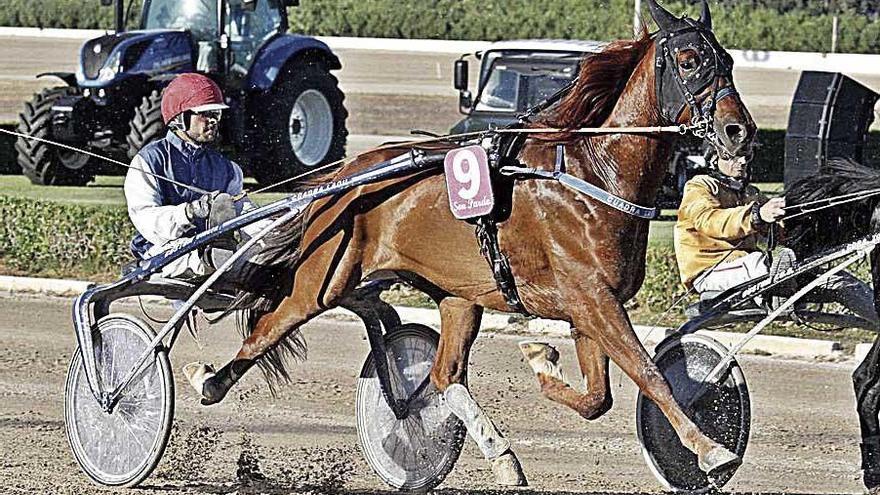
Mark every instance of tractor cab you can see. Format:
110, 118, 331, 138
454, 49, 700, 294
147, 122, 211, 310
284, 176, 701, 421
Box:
17, 0, 347, 188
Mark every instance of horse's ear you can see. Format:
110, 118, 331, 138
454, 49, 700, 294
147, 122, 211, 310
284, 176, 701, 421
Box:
646, 0, 678, 32
699, 0, 712, 30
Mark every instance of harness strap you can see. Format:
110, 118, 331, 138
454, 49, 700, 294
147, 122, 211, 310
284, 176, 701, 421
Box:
474, 216, 530, 315
499, 163, 658, 220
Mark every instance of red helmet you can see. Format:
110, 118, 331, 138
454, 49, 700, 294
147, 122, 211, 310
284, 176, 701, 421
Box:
160, 73, 229, 124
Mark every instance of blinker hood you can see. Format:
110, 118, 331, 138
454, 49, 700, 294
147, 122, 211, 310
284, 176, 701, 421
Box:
646, 0, 735, 123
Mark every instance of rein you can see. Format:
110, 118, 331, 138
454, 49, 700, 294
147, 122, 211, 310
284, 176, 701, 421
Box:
4, 122, 696, 204
783, 188, 880, 221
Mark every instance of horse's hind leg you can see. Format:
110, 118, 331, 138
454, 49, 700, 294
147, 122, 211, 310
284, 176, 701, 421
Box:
519, 331, 613, 420
187, 224, 362, 405
853, 332, 880, 493
430, 297, 527, 486
572, 287, 740, 476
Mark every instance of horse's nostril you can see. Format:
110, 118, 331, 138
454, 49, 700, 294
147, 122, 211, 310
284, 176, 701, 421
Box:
725, 123, 746, 143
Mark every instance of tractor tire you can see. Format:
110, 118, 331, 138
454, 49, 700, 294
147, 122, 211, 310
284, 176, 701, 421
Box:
127, 89, 165, 160
15, 86, 95, 186
253, 63, 347, 188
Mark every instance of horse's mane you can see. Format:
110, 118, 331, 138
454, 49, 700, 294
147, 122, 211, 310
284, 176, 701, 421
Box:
537, 30, 653, 130
785, 157, 880, 255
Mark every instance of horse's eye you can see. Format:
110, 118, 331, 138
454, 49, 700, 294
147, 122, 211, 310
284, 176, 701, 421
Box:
677, 49, 701, 73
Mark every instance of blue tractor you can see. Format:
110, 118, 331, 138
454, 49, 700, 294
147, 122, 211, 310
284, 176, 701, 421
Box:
16, 0, 347, 187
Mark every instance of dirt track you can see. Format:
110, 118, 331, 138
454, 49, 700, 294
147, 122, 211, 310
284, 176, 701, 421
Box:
0, 294, 871, 494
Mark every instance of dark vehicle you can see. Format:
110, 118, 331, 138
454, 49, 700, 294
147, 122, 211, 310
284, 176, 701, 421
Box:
16, 0, 347, 187
451, 40, 700, 207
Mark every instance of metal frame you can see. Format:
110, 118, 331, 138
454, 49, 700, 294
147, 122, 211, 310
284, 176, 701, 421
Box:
72, 148, 446, 412
670, 231, 880, 398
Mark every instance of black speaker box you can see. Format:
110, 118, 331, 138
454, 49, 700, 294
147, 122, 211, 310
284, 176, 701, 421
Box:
784, 71, 879, 186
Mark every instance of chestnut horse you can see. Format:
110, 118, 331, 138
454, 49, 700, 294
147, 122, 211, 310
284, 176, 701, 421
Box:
188, 0, 755, 486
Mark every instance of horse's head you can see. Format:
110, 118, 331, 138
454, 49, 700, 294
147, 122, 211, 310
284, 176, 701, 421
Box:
647, 0, 755, 158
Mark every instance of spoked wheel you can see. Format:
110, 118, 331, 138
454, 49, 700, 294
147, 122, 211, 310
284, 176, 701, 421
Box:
636, 334, 750, 493
65, 314, 174, 487
356, 323, 465, 492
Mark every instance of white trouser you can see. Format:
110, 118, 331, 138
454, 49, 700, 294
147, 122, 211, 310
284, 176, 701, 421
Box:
145, 238, 212, 280
694, 251, 879, 325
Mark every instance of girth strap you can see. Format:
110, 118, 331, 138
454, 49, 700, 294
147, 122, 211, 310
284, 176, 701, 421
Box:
474, 216, 530, 315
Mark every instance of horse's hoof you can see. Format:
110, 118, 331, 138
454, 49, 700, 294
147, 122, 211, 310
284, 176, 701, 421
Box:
183, 362, 215, 395
490, 451, 528, 486
518, 341, 564, 382
183, 362, 226, 405
864, 470, 880, 494
698, 444, 741, 477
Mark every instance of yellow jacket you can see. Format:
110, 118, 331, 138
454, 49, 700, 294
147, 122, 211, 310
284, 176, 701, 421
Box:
674, 174, 767, 288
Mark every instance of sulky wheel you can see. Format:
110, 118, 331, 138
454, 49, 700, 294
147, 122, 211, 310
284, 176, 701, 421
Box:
636, 334, 750, 493
64, 313, 174, 487
356, 323, 465, 492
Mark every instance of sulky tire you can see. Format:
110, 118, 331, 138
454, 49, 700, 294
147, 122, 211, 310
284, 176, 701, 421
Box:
15, 86, 95, 186
126, 89, 165, 160
636, 334, 750, 493
65, 313, 174, 487
253, 63, 347, 188
356, 323, 466, 492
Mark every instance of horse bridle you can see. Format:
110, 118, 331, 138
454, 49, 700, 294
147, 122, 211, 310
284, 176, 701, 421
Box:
654, 18, 737, 150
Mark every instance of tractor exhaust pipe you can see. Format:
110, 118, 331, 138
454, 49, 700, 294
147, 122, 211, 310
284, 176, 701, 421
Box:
100, 0, 125, 33
115, 0, 125, 33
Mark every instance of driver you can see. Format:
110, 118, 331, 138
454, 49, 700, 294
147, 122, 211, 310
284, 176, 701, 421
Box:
123, 72, 260, 280
674, 147, 878, 324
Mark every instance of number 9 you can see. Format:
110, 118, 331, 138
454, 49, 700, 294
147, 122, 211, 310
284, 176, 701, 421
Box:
453, 150, 481, 200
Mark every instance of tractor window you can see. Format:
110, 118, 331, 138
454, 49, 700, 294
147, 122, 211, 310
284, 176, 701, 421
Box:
143, 0, 218, 42
226, 0, 282, 74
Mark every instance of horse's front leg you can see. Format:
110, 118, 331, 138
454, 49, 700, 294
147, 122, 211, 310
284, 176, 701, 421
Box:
854, 332, 880, 493
519, 331, 613, 420
430, 297, 528, 486
566, 284, 740, 477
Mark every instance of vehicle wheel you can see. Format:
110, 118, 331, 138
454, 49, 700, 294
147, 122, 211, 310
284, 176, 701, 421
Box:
636, 334, 750, 493
127, 89, 165, 159
15, 86, 95, 185
65, 314, 174, 487
254, 63, 347, 188
356, 323, 465, 491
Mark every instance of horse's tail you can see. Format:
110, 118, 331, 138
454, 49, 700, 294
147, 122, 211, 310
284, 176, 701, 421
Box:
221, 209, 310, 392
787, 157, 880, 201
785, 157, 880, 252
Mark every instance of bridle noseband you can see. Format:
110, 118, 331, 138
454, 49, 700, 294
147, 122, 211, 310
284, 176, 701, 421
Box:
654, 18, 737, 148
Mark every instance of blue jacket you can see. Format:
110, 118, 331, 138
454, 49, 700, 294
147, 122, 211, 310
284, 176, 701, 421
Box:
125, 131, 243, 259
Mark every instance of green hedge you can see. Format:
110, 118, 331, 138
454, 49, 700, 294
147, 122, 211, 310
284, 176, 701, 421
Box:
0, 196, 132, 277
0, 196, 685, 310
1, 0, 879, 54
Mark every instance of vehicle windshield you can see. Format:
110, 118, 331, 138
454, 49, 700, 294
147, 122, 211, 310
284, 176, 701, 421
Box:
142, 0, 218, 41
475, 51, 581, 113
